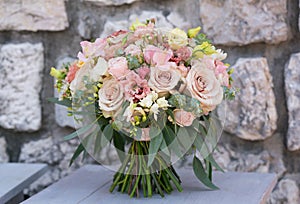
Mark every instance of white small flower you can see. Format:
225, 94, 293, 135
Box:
156, 97, 170, 109
150, 103, 159, 121
139, 95, 153, 108
211, 49, 227, 60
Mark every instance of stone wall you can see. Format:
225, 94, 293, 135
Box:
0, 0, 299, 203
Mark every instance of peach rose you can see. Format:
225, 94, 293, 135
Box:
186, 60, 223, 113
173, 109, 195, 127
148, 63, 181, 93
98, 78, 124, 117
108, 57, 130, 80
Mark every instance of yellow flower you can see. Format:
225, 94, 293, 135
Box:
50, 67, 63, 79
77, 60, 85, 67
188, 26, 201, 38
193, 42, 216, 58
129, 19, 146, 31
167, 28, 188, 50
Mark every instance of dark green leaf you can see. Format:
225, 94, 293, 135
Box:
69, 143, 85, 166
206, 154, 224, 172
148, 132, 163, 167
162, 126, 182, 158
113, 131, 125, 161
47, 97, 72, 107
102, 124, 113, 147
193, 156, 219, 190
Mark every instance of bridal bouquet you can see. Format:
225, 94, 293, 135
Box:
50, 19, 236, 198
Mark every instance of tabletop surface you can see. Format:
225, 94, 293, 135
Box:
22, 164, 277, 204
0, 163, 48, 204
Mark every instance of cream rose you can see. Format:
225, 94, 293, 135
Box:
186, 60, 223, 113
98, 78, 124, 117
173, 109, 195, 127
167, 28, 188, 50
148, 63, 181, 93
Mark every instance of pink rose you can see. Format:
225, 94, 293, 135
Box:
143, 45, 173, 65
108, 57, 130, 80
173, 109, 195, 127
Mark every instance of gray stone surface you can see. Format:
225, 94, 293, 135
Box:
55, 57, 76, 128
285, 53, 300, 151
0, 43, 44, 132
100, 11, 189, 37
267, 179, 300, 204
83, 0, 140, 6
23, 165, 277, 204
0, 0, 68, 31
199, 0, 289, 45
0, 163, 48, 204
218, 57, 277, 141
0, 138, 8, 163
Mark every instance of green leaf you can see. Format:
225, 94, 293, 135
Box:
206, 154, 224, 172
147, 132, 163, 167
113, 131, 125, 161
47, 97, 72, 107
101, 124, 113, 147
69, 143, 85, 166
177, 127, 195, 152
162, 126, 182, 158
149, 125, 161, 139
63, 123, 95, 141
193, 156, 219, 190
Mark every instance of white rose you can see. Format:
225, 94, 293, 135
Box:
148, 63, 181, 93
186, 60, 223, 113
98, 78, 124, 117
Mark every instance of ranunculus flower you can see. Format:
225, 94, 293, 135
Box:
173, 109, 195, 127
98, 78, 124, 117
124, 44, 141, 56
143, 45, 173, 65
167, 28, 188, 50
186, 60, 223, 114
148, 62, 181, 93
108, 57, 130, 80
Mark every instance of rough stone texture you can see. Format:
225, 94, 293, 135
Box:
218, 57, 278, 141
285, 53, 300, 151
0, 137, 8, 163
100, 11, 190, 38
299, 1, 300, 31
199, 0, 289, 45
0, 0, 69, 31
55, 57, 76, 128
212, 143, 286, 178
83, 0, 140, 6
0, 43, 44, 132
267, 179, 300, 204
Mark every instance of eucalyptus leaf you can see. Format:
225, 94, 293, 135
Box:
69, 143, 85, 166
193, 156, 219, 190
47, 97, 72, 107
148, 132, 163, 167
63, 122, 96, 141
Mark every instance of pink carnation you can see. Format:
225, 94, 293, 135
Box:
108, 57, 130, 80
120, 71, 151, 102
137, 66, 150, 79
66, 63, 79, 83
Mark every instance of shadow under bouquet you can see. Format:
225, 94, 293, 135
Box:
50, 19, 236, 198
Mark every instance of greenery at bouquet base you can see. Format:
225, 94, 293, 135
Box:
49, 19, 237, 198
